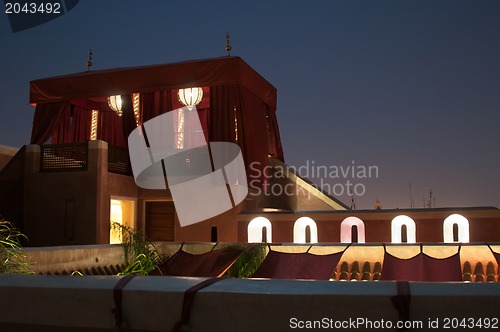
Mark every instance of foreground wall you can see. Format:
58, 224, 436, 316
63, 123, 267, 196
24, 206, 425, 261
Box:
0, 275, 500, 332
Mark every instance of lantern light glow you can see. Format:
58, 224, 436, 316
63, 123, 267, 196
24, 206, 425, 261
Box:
177, 87, 203, 106
108, 95, 123, 117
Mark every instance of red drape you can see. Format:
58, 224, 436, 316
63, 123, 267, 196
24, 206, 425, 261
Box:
51, 106, 71, 144
209, 85, 272, 183
30, 101, 70, 144
140, 90, 172, 123
121, 94, 136, 147
197, 108, 209, 142
48, 105, 128, 147
252, 250, 344, 280
30, 57, 277, 109
152, 247, 243, 277
52, 106, 92, 144
265, 104, 284, 160
380, 246, 463, 282
97, 110, 125, 147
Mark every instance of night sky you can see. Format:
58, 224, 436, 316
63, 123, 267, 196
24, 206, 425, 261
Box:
0, 1, 499, 210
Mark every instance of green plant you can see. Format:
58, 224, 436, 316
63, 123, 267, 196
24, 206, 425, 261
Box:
111, 222, 165, 276
225, 244, 266, 278
0, 218, 31, 274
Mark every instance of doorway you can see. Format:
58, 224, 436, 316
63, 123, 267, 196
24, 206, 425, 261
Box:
109, 198, 136, 244
145, 201, 175, 241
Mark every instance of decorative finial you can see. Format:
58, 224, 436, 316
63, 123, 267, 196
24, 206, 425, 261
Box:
225, 32, 232, 56
86, 49, 93, 72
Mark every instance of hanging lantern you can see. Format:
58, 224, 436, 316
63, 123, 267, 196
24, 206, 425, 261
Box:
177, 87, 203, 107
108, 95, 123, 117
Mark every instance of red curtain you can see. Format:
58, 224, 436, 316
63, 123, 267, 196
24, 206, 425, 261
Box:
30, 101, 70, 144
121, 94, 136, 147
265, 105, 284, 161
52, 106, 90, 144
97, 110, 125, 147
380, 246, 463, 282
51, 106, 72, 144
152, 247, 243, 277
73, 107, 92, 142
252, 250, 344, 280
140, 90, 172, 123
197, 108, 209, 142
209, 85, 272, 183
53, 106, 91, 143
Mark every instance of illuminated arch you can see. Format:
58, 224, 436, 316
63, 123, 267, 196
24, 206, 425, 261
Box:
293, 217, 318, 243
443, 214, 469, 243
248, 217, 272, 243
391, 215, 416, 243
340, 217, 366, 243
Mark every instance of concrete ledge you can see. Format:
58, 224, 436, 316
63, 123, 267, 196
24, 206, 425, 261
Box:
25, 244, 126, 275
1, 275, 500, 331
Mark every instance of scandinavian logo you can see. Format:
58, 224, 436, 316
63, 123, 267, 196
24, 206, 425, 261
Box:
128, 107, 248, 227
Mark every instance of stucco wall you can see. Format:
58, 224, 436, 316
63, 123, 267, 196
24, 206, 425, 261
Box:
1, 274, 499, 331
237, 208, 500, 243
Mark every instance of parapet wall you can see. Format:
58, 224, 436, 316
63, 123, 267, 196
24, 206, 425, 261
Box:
0, 275, 499, 331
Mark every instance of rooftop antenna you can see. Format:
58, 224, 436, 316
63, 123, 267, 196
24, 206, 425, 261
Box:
86, 49, 93, 72
225, 32, 232, 56
409, 182, 414, 208
349, 187, 356, 210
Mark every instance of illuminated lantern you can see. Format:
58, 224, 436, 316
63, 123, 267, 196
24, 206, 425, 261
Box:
177, 87, 203, 107
108, 95, 123, 117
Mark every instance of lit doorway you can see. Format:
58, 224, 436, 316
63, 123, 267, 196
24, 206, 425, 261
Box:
109, 198, 136, 244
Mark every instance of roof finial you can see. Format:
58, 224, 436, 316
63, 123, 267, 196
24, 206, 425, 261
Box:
225, 32, 232, 56
86, 49, 93, 72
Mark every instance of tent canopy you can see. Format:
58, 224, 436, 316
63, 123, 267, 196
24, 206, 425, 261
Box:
29, 56, 284, 173
29, 56, 277, 109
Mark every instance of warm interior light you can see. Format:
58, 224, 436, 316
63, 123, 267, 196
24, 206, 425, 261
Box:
109, 199, 136, 244
391, 215, 416, 243
293, 217, 318, 244
177, 87, 203, 106
90, 110, 99, 140
443, 214, 470, 243
340, 216, 366, 243
108, 95, 123, 116
248, 217, 272, 243
132, 93, 141, 126
109, 199, 123, 244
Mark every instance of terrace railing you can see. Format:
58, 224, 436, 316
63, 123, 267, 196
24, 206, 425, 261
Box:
108, 145, 132, 176
40, 143, 88, 172
39, 141, 133, 175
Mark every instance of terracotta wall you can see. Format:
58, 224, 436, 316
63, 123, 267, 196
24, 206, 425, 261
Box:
0, 145, 18, 171
237, 208, 500, 243
22, 141, 144, 246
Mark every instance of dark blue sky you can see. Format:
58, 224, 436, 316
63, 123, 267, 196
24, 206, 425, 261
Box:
1, 1, 499, 209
